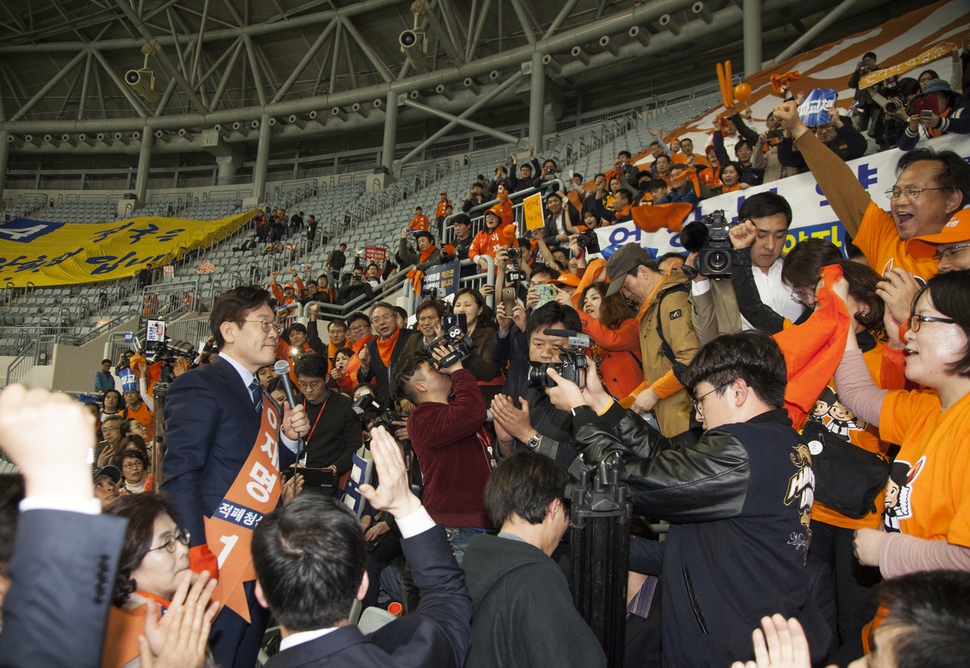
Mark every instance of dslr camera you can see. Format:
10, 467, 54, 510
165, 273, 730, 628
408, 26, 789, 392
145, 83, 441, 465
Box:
575, 229, 600, 254
528, 329, 591, 389
427, 313, 472, 368
681, 210, 737, 277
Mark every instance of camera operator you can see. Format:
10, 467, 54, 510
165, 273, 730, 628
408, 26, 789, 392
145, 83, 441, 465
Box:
848, 51, 882, 132
545, 331, 829, 667
391, 346, 494, 563
490, 302, 584, 469
402, 299, 446, 359
878, 77, 922, 149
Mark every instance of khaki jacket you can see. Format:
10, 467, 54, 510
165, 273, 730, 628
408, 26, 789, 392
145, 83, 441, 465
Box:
637, 270, 700, 438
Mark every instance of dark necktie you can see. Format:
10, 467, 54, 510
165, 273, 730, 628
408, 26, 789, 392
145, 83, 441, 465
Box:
249, 378, 262, 412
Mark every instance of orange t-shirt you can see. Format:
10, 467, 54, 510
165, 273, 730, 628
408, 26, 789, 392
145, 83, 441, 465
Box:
123, 401, 154, 440
434, 199, 452, 219
878, 390, 970, 546
854, 201, 938, 280
468, 229, 508, 264
810, 340, 891, 530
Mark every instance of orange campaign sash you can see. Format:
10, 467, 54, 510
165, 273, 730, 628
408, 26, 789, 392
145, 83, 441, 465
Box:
205, 396, 281, 623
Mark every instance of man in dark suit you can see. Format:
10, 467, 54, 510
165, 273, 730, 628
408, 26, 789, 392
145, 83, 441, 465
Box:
293, 353, 361, 474
0, 384, 128, 668
253, 425, 472, 668
358, 301, 417, 402
162, 286, 310, 668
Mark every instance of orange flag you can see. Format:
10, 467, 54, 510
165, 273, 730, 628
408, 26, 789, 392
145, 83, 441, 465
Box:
630, 202, 694, 233
774, 264, 850, 429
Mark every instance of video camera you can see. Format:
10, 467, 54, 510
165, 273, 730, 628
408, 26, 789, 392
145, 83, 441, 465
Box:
427, 313, 472, 368
528, 329, 591, 389
353, 393, 402, 434
681, 210, 737, 277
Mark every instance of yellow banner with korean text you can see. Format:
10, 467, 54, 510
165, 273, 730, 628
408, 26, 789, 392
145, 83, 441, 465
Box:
0, 210, 257, 287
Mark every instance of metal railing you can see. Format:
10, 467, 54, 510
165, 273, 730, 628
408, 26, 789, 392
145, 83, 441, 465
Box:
5, 339, 37, 386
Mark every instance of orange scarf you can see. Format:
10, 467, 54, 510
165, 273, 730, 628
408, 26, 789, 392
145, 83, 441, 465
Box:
376, 329, 401, 367
420, 246, 436, 263
720, 182, 741, 193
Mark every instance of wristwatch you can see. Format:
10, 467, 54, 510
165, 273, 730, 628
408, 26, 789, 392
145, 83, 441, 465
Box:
526, 432, 542, 450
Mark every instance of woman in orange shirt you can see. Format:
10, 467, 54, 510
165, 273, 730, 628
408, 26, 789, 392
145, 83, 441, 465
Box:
578, 282, 643, 398
832, 269, 970, 580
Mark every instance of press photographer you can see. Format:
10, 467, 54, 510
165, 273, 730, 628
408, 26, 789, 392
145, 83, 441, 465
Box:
391, 345, 494, 563
490, 302, 585, 469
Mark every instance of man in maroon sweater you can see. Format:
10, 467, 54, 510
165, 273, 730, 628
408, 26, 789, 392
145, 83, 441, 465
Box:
391, 347, 494, 563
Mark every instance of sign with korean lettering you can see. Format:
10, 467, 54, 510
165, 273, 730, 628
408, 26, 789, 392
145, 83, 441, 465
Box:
522, 193, 544, 231
0, 210, 257, 287
365, 246, 389, 262
594, 133, 970, 261
421, 261, 460, 299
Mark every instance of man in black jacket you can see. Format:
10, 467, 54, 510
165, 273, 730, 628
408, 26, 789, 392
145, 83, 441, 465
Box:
546, 331, 830, 668
462, 450, 606, 668
294, 354, 362, 476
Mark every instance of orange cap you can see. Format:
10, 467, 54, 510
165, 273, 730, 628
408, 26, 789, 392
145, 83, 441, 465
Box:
551, 273, 581, 287
907, 210, 970, 258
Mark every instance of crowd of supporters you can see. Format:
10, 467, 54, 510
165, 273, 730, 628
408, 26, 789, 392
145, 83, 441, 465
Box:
3, 38, 970, 668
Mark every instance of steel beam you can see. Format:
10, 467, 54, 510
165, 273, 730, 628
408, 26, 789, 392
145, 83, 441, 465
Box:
403, 98, 522, 145
507, 0, 537, 44
396, 69, 526, 167
340, 15, 393, 84
243, 34, 268, 107
743, 0, 763, 76
528, 52, 545, 150
134, 125, 153, 203
272, 18, 338, 103
381, 90, 399, 170
11, 50, 86, 121
78, 52, 93, 120
768, 0, 861, 65
253, 113, 272, 201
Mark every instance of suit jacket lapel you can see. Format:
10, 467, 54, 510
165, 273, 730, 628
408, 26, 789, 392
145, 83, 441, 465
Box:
212, 357, 261, 429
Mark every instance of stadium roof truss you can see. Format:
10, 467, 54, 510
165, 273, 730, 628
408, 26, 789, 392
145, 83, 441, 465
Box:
0, 0, 900, 159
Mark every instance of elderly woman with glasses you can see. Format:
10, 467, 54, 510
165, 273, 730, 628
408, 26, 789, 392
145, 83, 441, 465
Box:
832, 269, 970, 580
102, 493, 217, 668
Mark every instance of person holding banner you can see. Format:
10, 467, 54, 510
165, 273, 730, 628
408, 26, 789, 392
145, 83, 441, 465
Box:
774, 99, 970, 280
161, 286, 310, 668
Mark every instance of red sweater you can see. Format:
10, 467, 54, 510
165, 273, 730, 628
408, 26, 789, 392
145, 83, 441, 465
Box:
407, 369, 493, 528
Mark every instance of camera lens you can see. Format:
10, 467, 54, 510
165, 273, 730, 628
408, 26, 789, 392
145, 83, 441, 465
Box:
706, 250, 730, 273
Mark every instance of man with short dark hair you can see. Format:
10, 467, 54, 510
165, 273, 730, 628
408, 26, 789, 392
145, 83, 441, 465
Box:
541, 192, 579, 246
462, 182, 485, 213
721, 191, 805, 331
398, 230, 442, 270
450, 213, 474, 262
491, 302, 583, 468
392, 347, 492, 562
402, 299, 444, 360
293, 353, 361, 476
252, 426, 472, 668
326, 243, 347, 279
94, 358, 115, 395
462, 451, 606, 668
660, 164, 700, 207
162, 286, 310, 668
547, 331, 829, 667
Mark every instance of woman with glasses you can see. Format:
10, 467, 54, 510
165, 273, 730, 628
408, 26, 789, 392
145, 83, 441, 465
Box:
832, 269, 970, 580
102, 494, 216, 668
117, 449, 150, 495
